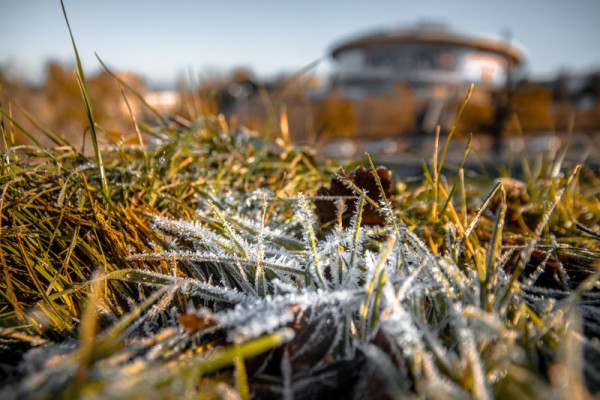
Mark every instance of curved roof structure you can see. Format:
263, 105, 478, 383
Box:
331, 24, 524, 65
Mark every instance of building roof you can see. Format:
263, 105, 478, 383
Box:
331, 24, 524, 65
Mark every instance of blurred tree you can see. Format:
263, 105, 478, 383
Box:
553, 73, 571, 103
42, 62, 87, 138
458, 101, 495, 134
510, 82, 553, 132
0, 63, 149, 149
352, 82, 417, 138
314, 88, 355, 139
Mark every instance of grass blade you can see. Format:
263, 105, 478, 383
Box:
60, 0, 109, 199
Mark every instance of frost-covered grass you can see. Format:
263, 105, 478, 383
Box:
1, 91, 600, 398
1, 3, 600, 398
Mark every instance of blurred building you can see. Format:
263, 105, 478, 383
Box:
330, 23, 523, 91
321, 23, 525, 139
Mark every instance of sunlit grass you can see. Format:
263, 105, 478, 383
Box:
0, 5, 599, 399
2, 74, 599, 397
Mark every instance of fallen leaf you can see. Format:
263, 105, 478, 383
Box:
315, 165, 392, 228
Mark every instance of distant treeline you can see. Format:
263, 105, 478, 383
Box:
2, 64, 599, 150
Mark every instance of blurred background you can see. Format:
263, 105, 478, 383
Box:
1, 0, 600, 164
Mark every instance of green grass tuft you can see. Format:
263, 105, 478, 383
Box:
0, 14, 599, 398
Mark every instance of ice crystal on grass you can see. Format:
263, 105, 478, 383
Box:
119, 180, 590, 399
4, 137, 600, 399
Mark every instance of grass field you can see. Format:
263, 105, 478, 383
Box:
1, 4, 600, 399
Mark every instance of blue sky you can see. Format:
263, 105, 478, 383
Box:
2, 0, 600, 87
